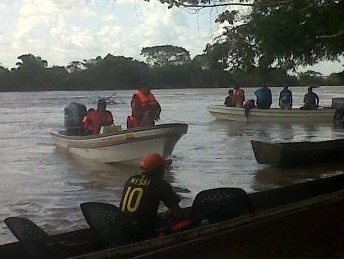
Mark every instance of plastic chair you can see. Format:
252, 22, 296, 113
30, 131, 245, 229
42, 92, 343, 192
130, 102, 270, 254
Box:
80, 202, 129, 246
192, 188, 254, 225
4, 217, 60, 259
5, 216, 97, 259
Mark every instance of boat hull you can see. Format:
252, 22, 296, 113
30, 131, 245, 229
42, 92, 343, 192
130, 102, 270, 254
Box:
207, 105, 336, 123
251, 139, 344, 167
51, 123, 188, 163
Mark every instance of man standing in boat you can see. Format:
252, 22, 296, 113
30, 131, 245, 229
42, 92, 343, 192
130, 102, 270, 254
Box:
279, 84, 293, 110
83, 99, 114, 134
255, 82, 272, 109
301, 86, 319, 110
120, 153, 184, 239
127, 83, 161, 129
233, 85, 245, 108
224, 89, 234, 107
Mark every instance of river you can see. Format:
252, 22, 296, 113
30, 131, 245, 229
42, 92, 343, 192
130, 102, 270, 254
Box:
0, 86, 344, 244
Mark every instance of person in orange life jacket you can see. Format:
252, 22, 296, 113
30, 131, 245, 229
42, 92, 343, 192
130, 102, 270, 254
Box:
233, 86, 245, 108
224, 89, 234, 107
83, 99, 113, 134
127, 83, 161, 129
82, 108, 95, 134
120, 153, 184, 237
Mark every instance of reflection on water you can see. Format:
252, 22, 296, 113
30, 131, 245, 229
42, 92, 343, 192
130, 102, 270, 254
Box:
0, 87, 344, 244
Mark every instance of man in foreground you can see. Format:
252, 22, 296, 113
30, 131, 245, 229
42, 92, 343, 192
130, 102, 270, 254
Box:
120, 153, 184, 239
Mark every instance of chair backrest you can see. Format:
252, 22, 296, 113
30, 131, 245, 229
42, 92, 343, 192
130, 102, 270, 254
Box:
192, 188, 254, 225
80, 202, 126, 246
4, 217, 51, 259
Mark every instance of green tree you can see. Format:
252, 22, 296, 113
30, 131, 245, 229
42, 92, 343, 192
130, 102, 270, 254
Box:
141, 45, 191, 67
10, 54, 49, 90
66, 61, 85, 73
0, 65, 10, 91
147, 0, 344, 72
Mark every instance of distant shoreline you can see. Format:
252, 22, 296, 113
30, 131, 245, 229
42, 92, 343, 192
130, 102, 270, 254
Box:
1, 85, 344, 93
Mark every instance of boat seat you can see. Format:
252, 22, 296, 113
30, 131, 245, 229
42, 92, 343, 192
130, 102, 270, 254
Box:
4, 216, 97, 259
4, 217, 64, 259
99, 125, 122, 134
80, 202, 132, 247
191, 188, 254, 225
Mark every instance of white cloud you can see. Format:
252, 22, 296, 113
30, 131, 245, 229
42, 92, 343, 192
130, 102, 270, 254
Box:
0, 0, 341, 75
0, 3, 9, 12
102, 15, 117, 22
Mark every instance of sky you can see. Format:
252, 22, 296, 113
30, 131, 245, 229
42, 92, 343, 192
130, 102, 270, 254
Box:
0, 0, 342, 75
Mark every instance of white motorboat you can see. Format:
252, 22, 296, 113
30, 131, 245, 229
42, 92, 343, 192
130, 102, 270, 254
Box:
51, 123, 188, 164
207, 105, 336, 123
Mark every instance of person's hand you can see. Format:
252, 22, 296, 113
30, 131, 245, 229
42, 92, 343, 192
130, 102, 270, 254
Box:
153, 111, 160, 121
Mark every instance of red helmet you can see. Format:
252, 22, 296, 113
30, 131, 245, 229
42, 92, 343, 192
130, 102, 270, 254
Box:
141, 153, 172, 172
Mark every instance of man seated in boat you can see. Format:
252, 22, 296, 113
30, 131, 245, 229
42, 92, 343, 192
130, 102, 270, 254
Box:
255, 82, 272, 109
224, 89, 234, 107
83, 99, 114, 134
301, 86, 319, 110
120, 153, 185, 240
233, 85, 245, 108
127, 83, 161, 129
279, 84, 293, 110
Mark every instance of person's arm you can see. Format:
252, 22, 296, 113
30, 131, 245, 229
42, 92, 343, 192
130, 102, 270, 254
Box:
161, 182, 183, 220
106, 111, 114, 126
155, 102, 161, 120
166, 204, 184, 220
84, 115, 92, 129
316, 94, 319, 107
268, 89, 272, 106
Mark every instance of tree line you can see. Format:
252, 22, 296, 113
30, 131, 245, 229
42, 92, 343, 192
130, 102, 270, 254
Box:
0, 45, 343, 92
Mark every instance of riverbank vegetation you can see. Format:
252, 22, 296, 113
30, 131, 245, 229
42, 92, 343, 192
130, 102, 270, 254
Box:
0, 51, 343, 92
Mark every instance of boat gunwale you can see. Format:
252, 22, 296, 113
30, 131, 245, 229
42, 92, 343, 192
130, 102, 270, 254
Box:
50, 123, 188, 141
207, 105, 335, 114
251, 139, 344, 146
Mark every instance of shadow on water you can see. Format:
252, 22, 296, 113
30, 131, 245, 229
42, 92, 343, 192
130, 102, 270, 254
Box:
252, 161, 344, 192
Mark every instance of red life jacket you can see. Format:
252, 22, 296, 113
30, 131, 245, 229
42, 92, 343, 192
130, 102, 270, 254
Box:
84, 110, 113, 134
127, 91, 159, 129
233, 88, 245, 105
135, 90, 158, 111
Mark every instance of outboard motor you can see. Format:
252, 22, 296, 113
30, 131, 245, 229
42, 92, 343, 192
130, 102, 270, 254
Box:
64, 102, 87, 136
332, 98, 344, 121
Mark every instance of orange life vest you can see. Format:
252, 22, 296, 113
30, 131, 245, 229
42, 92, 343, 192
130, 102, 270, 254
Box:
127, 91, 159, 129
135, 90, 158, 111
233, 88, 245, 105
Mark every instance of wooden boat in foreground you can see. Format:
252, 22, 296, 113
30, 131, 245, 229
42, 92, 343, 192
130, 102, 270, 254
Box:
51, 123, 188, 164
251, 139, 344, 167
1, 173, 344, 258
207, 105, 336, 123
